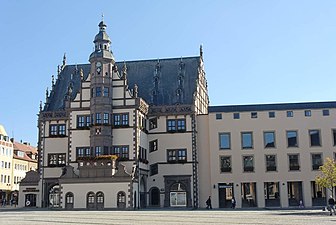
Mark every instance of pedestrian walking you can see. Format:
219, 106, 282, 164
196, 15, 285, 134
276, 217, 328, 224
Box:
206, 196, 212, 209
328, 196, 336, 216
231, 197, 236, 209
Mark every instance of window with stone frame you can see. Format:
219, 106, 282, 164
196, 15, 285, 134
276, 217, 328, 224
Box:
167, 149, 187, 163
76, 147, 91, 158
77, 115, 91, 128
243, 155, 254, 172
220, 156, 232, 172
311, 153, 323, 170
112, 146, 129, 160
95, 113, 102, 125
49, 124, 66, 137
288, 154, 300, 171
219, 133, 231, 150
265, 155, 277, 171
103, 113, 109, 124
287, 130, 298, 147
149, 139, 158, 152
103, 87, 109, 97
309, 130, 321, 147
167, 119, 186, 132
150, 164, 158, 176
48, 153, 66, 167
241, 132, 253, 149
149, 118, 157, 130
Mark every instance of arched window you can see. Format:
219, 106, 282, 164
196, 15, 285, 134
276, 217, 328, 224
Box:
117, 191, 126, 209
87, 192, 95, 209
96, 191, 104, 210
65, 192, 74, 209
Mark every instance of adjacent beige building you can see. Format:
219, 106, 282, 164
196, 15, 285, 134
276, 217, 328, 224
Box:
20, 20, 335, 209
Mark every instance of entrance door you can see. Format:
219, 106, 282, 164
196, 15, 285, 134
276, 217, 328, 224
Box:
25, 194, 36, 207
218, 183, 233, 208
150, 187, 160, 206
170, 183, 187, 207
288, 181, 303, 206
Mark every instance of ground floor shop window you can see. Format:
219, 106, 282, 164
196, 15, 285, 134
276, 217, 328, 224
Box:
288, 181, 303, 207
25, 194, 36, 207
264, 182, 280, 207
241, 182, 257, 207
65, 192, 74, 209
311, 181, 326, 206
218, 183, 234, 208
170, 183, 186, 207
49, 185, 60, 208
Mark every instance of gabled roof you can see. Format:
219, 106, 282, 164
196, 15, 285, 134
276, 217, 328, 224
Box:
44, 56, 200, 111
13, 142, 37, 162
209, 101, 336, 113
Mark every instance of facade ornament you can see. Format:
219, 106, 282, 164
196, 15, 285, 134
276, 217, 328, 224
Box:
51, 75, 55, 87
57, 65, 61, 76
80, 68, 84, 81
200, 44, 203, 59
63, 53, 66, 66
39, 101, 42, 112
122, 61, 127, 79
133, 84, 138, 98
46, 87, 49, 99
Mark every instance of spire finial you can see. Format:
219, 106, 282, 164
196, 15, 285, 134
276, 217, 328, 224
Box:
80, 68, 84, 81
122, 61, 127, 77
102, 13, 104, 22
52, 75, 55, 86
63, 53, 66, 66
39, 101, 42, 112
57, 65, 60, 75
200, 44, 203, 58
46, 87, 49, 99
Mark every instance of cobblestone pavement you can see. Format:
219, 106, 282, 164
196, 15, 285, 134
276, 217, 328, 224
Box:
0, 209, 336, 225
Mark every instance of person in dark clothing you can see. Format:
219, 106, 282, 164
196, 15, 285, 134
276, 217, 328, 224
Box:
328, 196, 335, 216
206, 196, 212, 209
231, 197, 236, 209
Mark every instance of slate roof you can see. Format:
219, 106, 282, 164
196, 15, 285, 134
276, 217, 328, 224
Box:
209, 101, 336, 113
44, 56, 200, 111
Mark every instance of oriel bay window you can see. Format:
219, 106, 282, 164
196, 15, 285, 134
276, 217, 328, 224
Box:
48, 153, 66, 167
103, 113, 109, 124
167, 149, 187, 163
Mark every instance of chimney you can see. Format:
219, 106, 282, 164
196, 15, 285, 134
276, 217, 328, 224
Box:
10, 138, 14, 143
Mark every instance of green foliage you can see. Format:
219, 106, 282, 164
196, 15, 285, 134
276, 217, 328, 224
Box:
315, 157, 336, 196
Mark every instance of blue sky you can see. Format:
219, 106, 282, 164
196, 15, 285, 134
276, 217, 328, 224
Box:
1, 0, 336, 145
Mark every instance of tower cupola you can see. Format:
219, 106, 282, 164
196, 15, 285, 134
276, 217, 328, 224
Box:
89, 19, 115, 62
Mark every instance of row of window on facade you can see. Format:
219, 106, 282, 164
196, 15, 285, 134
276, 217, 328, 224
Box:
0, 174, 10, 184
218, 153, 335, 173
0, 147, 12, 156
216, 109, 331, 120
0, 161, 11, 169
14, 163, 27, 171
219, 129, 336, 150
215, 181, 328, 208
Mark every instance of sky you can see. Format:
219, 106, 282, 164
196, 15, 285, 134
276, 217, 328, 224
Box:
1, 0, 336, 146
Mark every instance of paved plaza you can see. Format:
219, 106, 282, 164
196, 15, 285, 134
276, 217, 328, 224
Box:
0, 209, 336, 225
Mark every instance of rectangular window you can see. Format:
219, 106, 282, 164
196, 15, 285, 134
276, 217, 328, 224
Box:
220, 156, 232, 172
86, 116, 91, 127
150, 164, 158, 176
268, 111, 275, 118
76, 147, 85, 158
77, 116, 85, 127
309, 130, 321, 146
113, 114, 121, 126
265, 155, 277, 171
58, 124, 66, 136
304, 110, 311, 117
322, 109, 330, 116
167, 149, 187, 163
251, 112, 257, 119
50, 125, 58, 136
121, 114, 129, 126
112, 146, 129, 160
333, 129, 336, 146
219, 133, 231, 149
96, 87, 101, 97
48, 153, 66, 167
167, 119, 176, 132
243, 155, 254, 172
288, 154, 300, 171
241, 132, 253, 149
287, 111, 293, 117
287, 131, 298, 147
177, 119, 186, 132
149, 118, 157, 130
233, 113, 240, 119
96, 113, 101, 124
103, 87, 109, 97
103, 113, 109, 124
216, 113, 222, 120
264, 131, 275, 148
95, 146, 102, 156
312, 153, 322, 170
149, 140, 158, 152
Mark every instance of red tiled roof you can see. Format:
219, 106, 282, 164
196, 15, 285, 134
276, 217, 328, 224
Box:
13, 141, 37, 162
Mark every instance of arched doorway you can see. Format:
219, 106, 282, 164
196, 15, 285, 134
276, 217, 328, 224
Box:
49, 185, 60, 208
117, 191, 126, 209
96, 192, 104, 210
86, 192, 95, 209
169, 183, 186, 207
150, 187, 160, 206
65, 192, 74, 209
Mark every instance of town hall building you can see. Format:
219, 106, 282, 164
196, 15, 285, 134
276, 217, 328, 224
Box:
19, 19, 336, 209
